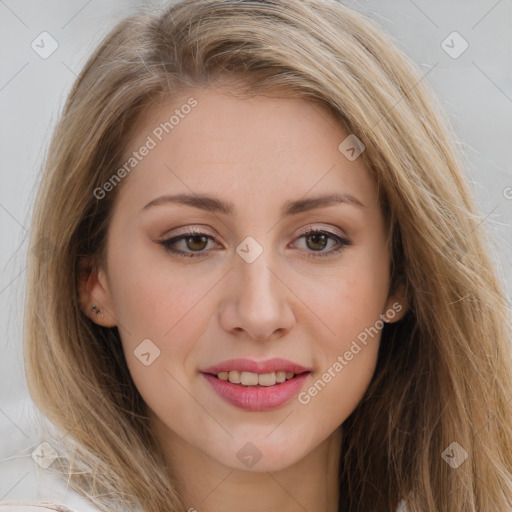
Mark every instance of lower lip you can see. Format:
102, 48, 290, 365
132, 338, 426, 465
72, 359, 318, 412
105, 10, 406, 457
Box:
202, 372, 310, 411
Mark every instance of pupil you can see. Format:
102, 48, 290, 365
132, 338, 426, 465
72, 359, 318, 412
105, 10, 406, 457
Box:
187, 235, 207, 251
307, 233, 327, 251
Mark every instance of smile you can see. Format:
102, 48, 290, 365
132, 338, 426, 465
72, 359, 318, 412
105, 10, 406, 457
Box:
200, 358, 312, 411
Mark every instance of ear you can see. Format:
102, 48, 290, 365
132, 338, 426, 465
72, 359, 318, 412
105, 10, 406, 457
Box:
77, 256, 117, 328
382, 283, 408, 323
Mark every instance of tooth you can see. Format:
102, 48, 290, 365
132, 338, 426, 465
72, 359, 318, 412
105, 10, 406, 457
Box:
228, 370, 241, 384
258, 372, 277, 386
222, 370, 296, 386
240, 371, 259, 386
275, 371, 286, 383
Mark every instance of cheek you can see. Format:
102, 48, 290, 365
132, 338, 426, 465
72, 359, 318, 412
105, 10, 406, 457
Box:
304, 251, 390, 344
297, 276, 385, 426
296, 247, 389, 410
108, 238, 213, 337
111, 261, 215, 424
107, 244, 217, 391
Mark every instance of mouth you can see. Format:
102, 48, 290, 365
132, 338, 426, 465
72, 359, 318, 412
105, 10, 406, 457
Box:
200, 358, 312, 411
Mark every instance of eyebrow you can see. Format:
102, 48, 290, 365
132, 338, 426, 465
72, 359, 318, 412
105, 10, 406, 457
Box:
141, 192, 365, 216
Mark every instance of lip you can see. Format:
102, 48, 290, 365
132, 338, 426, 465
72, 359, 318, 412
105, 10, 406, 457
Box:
202, 372, 311, 411
201, 358, 311, 375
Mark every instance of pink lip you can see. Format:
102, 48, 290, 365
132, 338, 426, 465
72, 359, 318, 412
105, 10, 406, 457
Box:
201, 358, 311, 375
202, 372, 311, 411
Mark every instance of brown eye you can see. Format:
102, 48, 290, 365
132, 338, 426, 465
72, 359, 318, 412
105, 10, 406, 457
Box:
294, 229, 352, 259
185, 235, 209, 251
158, 231, 218, 258
305, 232, 329, 251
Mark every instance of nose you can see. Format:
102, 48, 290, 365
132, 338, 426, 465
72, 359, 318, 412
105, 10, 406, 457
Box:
218, 245, 296, 341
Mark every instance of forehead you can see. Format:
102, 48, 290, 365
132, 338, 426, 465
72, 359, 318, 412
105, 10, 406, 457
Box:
113, 87, 378, 214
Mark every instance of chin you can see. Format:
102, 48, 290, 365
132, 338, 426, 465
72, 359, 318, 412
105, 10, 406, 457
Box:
211, 437, 310, 473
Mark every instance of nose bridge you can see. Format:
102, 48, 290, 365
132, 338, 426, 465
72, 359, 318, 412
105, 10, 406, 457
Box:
236, 239, 282, 312
220, 235, 295, 339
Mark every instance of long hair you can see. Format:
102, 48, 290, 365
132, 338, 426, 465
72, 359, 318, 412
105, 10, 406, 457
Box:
24, 0, 512, 510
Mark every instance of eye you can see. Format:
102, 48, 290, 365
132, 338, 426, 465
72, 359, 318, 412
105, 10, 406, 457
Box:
293, 229, 352, 259
157, 227, 352, 259
158, 230, 220, 258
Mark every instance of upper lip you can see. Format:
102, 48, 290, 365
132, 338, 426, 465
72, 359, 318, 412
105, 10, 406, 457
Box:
201, 358, 311, 375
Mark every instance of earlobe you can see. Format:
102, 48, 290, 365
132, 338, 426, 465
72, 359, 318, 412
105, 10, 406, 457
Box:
77, 257, 117, 328
90, 303, 104, 319
383, 284, 408, 323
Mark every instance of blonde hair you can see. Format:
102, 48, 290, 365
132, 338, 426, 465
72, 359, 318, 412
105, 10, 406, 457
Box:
24, 0, 512, 511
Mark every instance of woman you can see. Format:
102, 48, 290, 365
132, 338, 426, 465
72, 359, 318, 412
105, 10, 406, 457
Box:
2, 0, 512, 511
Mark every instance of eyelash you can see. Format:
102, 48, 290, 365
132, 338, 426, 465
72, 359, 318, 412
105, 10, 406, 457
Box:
157, 228, 352, 259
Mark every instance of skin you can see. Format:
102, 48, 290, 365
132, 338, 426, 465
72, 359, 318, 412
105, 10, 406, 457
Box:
80, 86, 407, 512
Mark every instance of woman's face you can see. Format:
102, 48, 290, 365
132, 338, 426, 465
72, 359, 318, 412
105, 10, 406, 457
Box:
82, 86, 406, 472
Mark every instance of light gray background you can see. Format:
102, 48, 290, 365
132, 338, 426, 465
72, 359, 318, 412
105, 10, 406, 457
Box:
1, 0, 511, 507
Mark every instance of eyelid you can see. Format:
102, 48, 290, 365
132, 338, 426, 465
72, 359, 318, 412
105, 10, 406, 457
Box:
294, 223, 348, 239
159, 225, 216, 239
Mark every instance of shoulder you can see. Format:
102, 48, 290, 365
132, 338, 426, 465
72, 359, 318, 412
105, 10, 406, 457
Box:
0, 502, 79, 512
